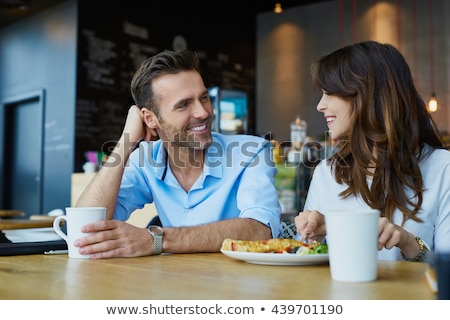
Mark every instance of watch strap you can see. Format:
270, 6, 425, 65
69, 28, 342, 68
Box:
147, 225, 163, 255
401, 236, 430, 262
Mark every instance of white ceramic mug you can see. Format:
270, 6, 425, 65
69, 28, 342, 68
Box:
325, 208, 380, 282
82, 162, 97, 174
53, 207, 106, 259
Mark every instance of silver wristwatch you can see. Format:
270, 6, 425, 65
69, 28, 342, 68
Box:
147, 225, 164, 255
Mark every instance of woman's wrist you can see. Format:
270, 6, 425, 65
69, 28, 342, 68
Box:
401, 236, 430, 262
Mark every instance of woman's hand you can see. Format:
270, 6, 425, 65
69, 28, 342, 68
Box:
295, 210, 326, 242
377, 217, 419, 258
295, 210, 420, 258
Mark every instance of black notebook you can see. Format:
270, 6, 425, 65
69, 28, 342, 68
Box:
0, 240, 67, 256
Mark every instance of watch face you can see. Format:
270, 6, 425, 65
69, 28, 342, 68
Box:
150, 225, 163, 235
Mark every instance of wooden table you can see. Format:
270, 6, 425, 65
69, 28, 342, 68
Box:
0, 252, 435, 300
0, 219, 54, 230
0, 210, 24, 218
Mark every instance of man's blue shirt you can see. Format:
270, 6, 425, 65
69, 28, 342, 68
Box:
114, 132, 282, 238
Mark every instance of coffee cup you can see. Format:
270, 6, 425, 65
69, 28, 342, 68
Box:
53, 207, 106, 259
82, 162, 97, 174
325, 208, 380, 282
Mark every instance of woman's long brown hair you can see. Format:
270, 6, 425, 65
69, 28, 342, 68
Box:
311, 41, 443, 223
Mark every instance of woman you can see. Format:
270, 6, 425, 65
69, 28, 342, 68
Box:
295, 41, 450, 261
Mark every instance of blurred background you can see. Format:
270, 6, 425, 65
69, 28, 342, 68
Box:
0, 0, 448, 217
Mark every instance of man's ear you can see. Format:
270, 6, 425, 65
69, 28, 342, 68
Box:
141, 108, 159, 137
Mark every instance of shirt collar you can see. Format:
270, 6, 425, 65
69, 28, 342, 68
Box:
153, 138, 223, 181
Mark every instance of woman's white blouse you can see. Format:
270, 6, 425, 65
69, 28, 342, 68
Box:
304, 146, 450, 261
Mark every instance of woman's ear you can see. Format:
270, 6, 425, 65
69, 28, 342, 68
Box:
141, 108, 159, 137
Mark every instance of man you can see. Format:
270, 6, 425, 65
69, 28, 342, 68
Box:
75, 49, 282, 258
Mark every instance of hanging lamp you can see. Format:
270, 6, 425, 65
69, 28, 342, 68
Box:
427, 0, 438, 112
274, 3, 283, 14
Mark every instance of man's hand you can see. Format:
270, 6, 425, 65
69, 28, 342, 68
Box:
123, 105, 154, 144
74, 220, 153, 259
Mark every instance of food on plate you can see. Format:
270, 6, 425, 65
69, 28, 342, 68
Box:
221, 238, 328, 255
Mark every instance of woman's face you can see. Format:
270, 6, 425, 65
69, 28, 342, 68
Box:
316, 91, 352, 140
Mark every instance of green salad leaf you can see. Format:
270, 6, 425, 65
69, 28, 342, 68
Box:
310, 243, 328, 254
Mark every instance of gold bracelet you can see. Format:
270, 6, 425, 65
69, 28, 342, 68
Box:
401, 236, 430, 262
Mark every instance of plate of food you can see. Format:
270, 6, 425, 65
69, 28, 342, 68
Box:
220, 238, 329, 266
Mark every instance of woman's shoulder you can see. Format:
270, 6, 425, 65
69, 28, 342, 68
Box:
420, 146, 450, 179
423, 146, 450, 163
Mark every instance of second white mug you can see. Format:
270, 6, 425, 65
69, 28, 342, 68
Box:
325, 208, 380, 282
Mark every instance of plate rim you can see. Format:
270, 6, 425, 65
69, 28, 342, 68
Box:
220, 249, 329, 265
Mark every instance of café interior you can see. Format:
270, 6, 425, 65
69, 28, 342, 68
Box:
0, 0, 449, 300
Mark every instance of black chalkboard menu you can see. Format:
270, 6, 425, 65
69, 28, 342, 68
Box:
75, 2, 255, 171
